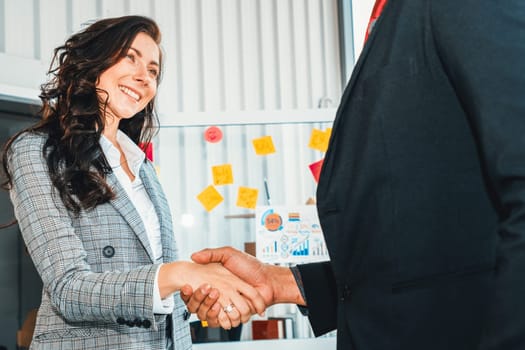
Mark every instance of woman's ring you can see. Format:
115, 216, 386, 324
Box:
223, 303, 235, 313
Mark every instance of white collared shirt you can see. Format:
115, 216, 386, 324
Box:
100, 131, 173, 314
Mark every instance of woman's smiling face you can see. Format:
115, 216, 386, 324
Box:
96, 32, 160, 124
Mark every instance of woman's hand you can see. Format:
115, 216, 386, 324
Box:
180, 283, 222, 327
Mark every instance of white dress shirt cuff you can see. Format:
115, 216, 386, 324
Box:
153, 264, 175, 314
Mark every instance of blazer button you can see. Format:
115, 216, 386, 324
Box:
340, 285, 351, 301
103, 245, 115, 258
183, 310, 190, 321
142, 319, 151, 329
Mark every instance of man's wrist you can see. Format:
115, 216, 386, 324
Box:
271, 265, 306, 305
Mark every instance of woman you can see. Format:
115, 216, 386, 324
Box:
1, 15, 264, 349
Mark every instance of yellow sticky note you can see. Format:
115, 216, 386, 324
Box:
236, 186, 259, 209
212, 164, 234, 186
308, 128, 330, 152
197, 185, 224, 212
252, 136, 276, 155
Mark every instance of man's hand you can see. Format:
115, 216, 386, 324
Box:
180, 246, 305, 327
191, 246, 276, 306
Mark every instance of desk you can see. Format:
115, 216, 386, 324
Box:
193, 337, 336, 350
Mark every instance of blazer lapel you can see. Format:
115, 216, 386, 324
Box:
106, 172, 156, 263
139, 164, 178, 262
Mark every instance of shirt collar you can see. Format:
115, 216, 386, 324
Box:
100, 130, 145, 176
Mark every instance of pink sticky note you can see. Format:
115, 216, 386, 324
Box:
139, 142, 154, 162
204, 126, 223, 143
309, 158, 324, 183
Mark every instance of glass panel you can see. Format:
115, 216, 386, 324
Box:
157, 122, 332, 261
157, 121, 335, 342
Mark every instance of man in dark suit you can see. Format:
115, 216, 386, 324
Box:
183, 0, 525, 349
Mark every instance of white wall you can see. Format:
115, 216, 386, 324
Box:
351, 0, 375, 60
194, 337, 336, 350
0, 0, 342, 125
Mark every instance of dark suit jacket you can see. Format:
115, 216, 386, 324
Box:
298, 1, 525, 349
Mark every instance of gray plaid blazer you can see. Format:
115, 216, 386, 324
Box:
7, 132, 192, 350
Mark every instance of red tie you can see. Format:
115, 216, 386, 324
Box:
364, 0, 388, 43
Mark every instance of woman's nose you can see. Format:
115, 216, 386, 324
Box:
134, 63, 152, 84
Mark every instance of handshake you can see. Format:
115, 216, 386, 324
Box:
173, 246, 306, 330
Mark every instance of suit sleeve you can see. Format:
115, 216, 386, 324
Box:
7, 133, 160, 327
431, 1, 525, 347
297, 261, 338, 336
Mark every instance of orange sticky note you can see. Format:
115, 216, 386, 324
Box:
308, 128, 330, 152
309, 158, 324, 183
252, 136, 276, 155
236, 186, 259, 209
197, 185, 224, 212
212, 164, 234, 186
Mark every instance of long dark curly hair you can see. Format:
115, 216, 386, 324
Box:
1, 15, 163, 216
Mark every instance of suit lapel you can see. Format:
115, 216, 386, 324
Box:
106, 172, 156, 263
322, 1, 391, 185
332, 0, 391, 128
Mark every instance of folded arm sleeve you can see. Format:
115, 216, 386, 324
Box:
297, 261, 338, 336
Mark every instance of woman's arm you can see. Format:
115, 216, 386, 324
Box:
7, 133, 265, 330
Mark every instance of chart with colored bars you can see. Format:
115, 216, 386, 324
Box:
255, 205, 330, 264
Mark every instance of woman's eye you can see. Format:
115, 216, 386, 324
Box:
149, 69, 159, 78
126, 53, 135, 61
